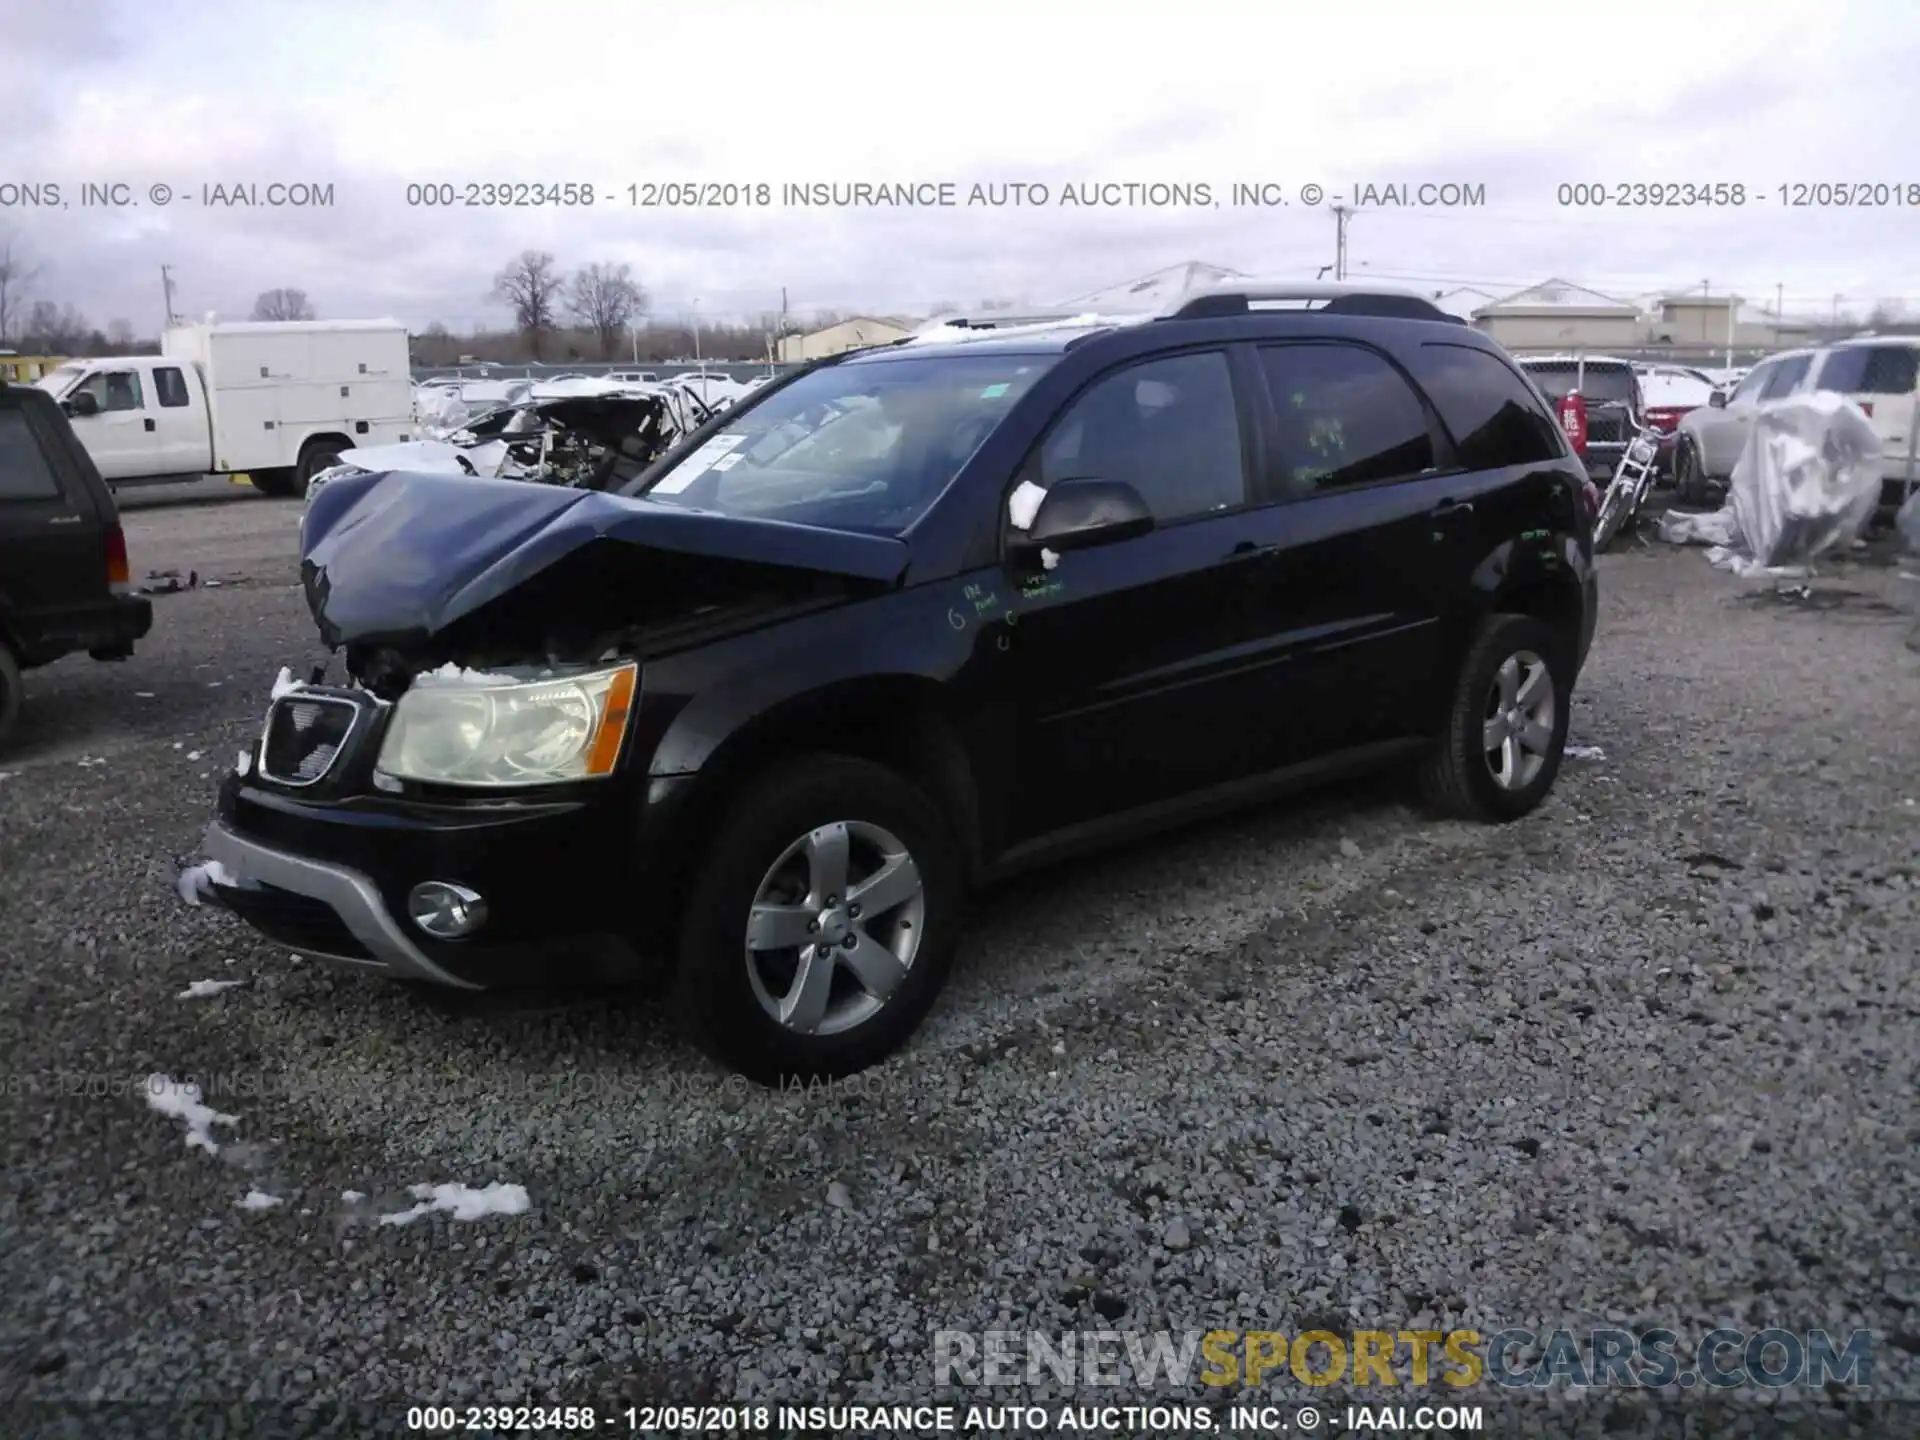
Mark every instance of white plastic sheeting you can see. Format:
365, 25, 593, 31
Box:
1656, 394, 1884, 576
1897, 488, 1920, 642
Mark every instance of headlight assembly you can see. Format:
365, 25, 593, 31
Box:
375, 661, 637, 787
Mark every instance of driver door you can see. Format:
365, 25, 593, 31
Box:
65, 368, 153, 481
991, 348, 1280, 842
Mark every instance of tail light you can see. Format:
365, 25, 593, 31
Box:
1643, 408, 1682, 433
105, 523, 130, 592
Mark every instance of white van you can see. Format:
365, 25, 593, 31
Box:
1807, 337, 1920, 508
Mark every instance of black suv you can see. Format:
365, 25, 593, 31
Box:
0, 379, 152, 747
201, 286, 1598, 1081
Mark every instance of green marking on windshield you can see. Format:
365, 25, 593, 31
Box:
980, 383, 1010, 399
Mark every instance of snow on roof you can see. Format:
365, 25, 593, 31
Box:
904, 313, 1149, 346
1054, 261, 1249, 312
1477, 279, 1638, 315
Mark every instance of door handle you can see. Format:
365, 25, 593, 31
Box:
144, 418, 156, 432
1229, 540, 1280, 560
1431, 499, 1474, 518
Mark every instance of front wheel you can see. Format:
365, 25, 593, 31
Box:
1418, 614, 1572, 823
1593, 481, 1632, 552
674, 755, 964, 1083
1672, 439, 1707, 507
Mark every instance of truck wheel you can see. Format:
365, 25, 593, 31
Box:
297, 442, 346, 488
249, 467, 300, 498
1418, 614, 1572, 824
674, 755, 964, 1085
0, 643, 22, 750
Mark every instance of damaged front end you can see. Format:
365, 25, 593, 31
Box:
306, 390, 713, 503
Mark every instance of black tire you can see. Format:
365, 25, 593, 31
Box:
1418, 614, 1573, 824
249, 466, 300, 498
0, 642, 21, 750
673, 755, 963, 1084
1672, 439, 1707, 507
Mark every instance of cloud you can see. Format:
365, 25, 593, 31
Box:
1, 0, 1916, 335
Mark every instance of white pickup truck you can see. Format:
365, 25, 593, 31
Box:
35, 320, 414, 497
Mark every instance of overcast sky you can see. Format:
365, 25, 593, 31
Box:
3, 0, 1917, 336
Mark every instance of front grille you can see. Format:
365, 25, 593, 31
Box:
217, 881, 374, 961
261, 694, 359, 786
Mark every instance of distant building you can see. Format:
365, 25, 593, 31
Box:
1651, 293, 1817, 349
1472, 279, 1644, 350
1430, 286, 1498, 321
776, 317, 913, 362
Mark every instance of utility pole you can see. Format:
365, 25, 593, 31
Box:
779, 285, 788, 364
1332, 207, 1351, 281
160, 265, 177, 329
1832, 293, 1843, 327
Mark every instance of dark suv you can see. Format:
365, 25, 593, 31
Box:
200, 285, 1599, 1081
0, 379, 152, 747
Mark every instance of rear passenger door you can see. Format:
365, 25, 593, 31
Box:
1223, 341, 1463, 762
998, 348, 1277, 839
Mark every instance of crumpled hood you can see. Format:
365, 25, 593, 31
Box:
299, 468, 909, 648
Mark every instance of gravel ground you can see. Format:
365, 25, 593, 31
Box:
2, 495, 1918, 1438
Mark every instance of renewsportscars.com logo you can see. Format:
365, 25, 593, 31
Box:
933, 1327, 1876, 1391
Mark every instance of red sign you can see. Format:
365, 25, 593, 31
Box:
1557, 391, 1588, 455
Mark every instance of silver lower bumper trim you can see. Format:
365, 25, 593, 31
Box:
202, 822, 482, 989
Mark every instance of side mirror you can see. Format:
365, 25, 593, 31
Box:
1012, 476, 1154, 559
64, 391, 100, 418
1708, 390, 1727, 409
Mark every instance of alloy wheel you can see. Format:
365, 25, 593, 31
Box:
1481, 650, 1556, 791
743, 820, 926, 1036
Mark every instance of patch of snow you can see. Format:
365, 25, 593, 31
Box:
178, 978, 244, 999
1565, 745, 1607, 760
144, 1075, 239, 1155
237, 1190, 282, 1211
185, 750, 203, 762
1008, 480, 1047, 530
411, 662, 521, 688
77, 755, 107, 768
341, 1189, 366, 1203
176, 859, 238, 908
377, 1181, 531, 1226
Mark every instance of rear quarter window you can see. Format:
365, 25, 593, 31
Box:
1816, 345, 1920, 396
0, 408, 65, 501
1404, 344, 1567, 469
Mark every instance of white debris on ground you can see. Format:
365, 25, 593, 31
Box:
77, 756, 107, 768
143, 1075, 239, 1155
178, 979, 245, 999
176, 859, 238, 908
270, 666, 300, 699
237, 1190, 283, 1211
236, 750, 252, 776
341, 1190, 366, 1203
411, 662, 521, 687
1565, 745, 1607, 760
185, 750, 203, 761
377, 1182, 532, 1226
1007, 480, 1047, 530
1041, 548, 1061, 570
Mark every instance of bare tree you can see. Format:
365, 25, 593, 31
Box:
22, 300, 91, 354
491, 251, 562, 359
0, 230, 40, 344
564, 262, 645, 360
251, 288, 316, 322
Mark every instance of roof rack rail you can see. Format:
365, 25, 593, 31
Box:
1158, 281, 1458, 323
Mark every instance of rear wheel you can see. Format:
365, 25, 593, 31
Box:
1418, 614, 1571, 823
0, 642, 21, 749
674, 756, 964, 1084
249, 467, 300, 498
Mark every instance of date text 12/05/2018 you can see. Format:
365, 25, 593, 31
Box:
1557, 181, 1920, 207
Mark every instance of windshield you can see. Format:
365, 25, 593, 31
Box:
629, 353, 1051, 532
34, 363, 89, 398
1519, 363, 1638, 405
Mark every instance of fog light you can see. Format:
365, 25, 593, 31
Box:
408, 881, 487, 939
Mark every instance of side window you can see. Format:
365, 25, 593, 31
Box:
1403, 344, 1565, 470
1025, 350, 1246, 523
75, 371, 145, 412
1729, 363, 1774, 404
1258, 343, 1436, 492
154, 367, 192, 408
0, 410, 64, 500
1763, 355, 1811, 398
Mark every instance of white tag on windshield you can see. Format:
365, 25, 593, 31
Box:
651, 433, 746, 494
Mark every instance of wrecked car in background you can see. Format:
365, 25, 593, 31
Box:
309, 388, 717, 499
